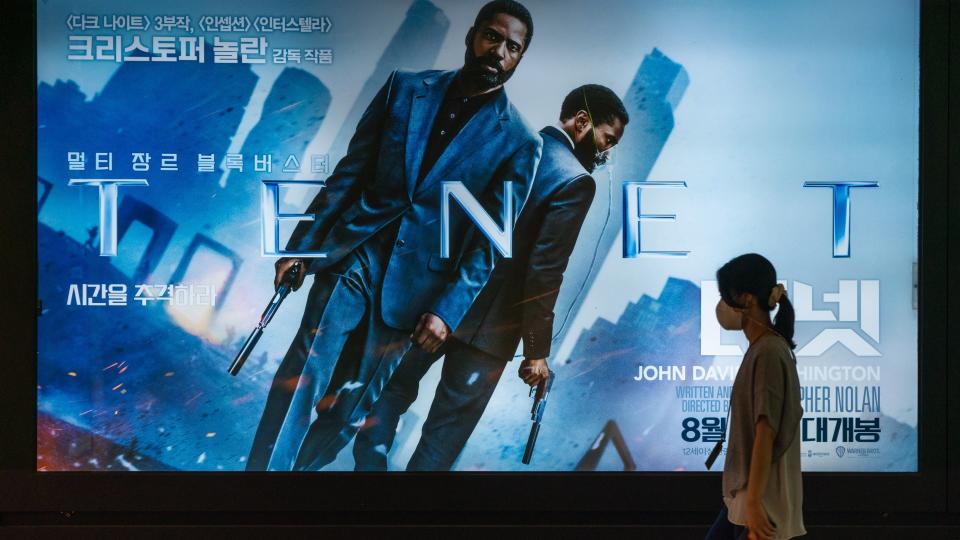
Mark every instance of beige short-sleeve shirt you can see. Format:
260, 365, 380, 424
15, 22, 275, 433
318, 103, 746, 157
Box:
722, 333, 806, 539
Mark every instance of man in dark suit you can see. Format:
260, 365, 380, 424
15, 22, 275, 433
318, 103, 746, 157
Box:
353, 85, 629, 471
245, 0, 541, 471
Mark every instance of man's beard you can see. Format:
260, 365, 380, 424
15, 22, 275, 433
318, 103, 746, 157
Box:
463, 48, 515, 91
573, 128, 603, 173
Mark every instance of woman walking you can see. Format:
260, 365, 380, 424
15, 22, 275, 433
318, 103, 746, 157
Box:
705, 253, 806, 540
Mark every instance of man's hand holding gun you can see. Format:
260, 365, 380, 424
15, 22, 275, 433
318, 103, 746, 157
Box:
520, 358, 554, 465
227, 258, 305, 376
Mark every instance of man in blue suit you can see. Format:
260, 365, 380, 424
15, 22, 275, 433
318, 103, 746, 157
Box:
246, 0, 541, 471
353, 85, 628, 471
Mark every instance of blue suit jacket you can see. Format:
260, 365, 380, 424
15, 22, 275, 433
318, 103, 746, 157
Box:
285, 69, 542, 331
453, 126, 595, 360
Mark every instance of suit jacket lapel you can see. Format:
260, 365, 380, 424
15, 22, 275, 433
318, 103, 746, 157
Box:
415, 88, 509, 197
405, 70, 457, 200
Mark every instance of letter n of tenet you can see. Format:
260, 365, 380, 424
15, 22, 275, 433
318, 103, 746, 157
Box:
440, 181, 514, 258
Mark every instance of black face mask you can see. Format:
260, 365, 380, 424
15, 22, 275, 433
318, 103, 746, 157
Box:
463, 38, 516, 91
572, 127, 609, 173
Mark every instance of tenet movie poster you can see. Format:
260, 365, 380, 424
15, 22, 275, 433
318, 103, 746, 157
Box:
36, 0, 918, 472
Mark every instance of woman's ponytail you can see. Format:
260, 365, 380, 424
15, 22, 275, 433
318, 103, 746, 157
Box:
774, 294, 797, 350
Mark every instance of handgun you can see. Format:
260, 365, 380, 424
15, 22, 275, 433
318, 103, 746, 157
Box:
522, 369, 555, 465
227, 261, 301, 376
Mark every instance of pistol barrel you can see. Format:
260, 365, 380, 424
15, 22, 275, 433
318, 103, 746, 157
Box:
522, 423, 540, 465
227, 263, 300, 376
228, 326, 264, 376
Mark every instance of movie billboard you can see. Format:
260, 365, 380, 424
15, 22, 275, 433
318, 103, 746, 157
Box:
36, 0, 918, 472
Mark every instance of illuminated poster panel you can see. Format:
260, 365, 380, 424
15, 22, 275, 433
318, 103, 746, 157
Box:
36, 0, 918, 472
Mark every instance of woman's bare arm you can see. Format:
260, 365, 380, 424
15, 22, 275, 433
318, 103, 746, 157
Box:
745, 415, 777, 539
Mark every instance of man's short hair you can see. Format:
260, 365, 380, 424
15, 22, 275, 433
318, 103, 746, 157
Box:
473, 0, 534, 52
559, 84, 630, 127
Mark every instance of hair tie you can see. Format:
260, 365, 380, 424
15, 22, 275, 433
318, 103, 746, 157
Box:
768, 283, 787, 308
